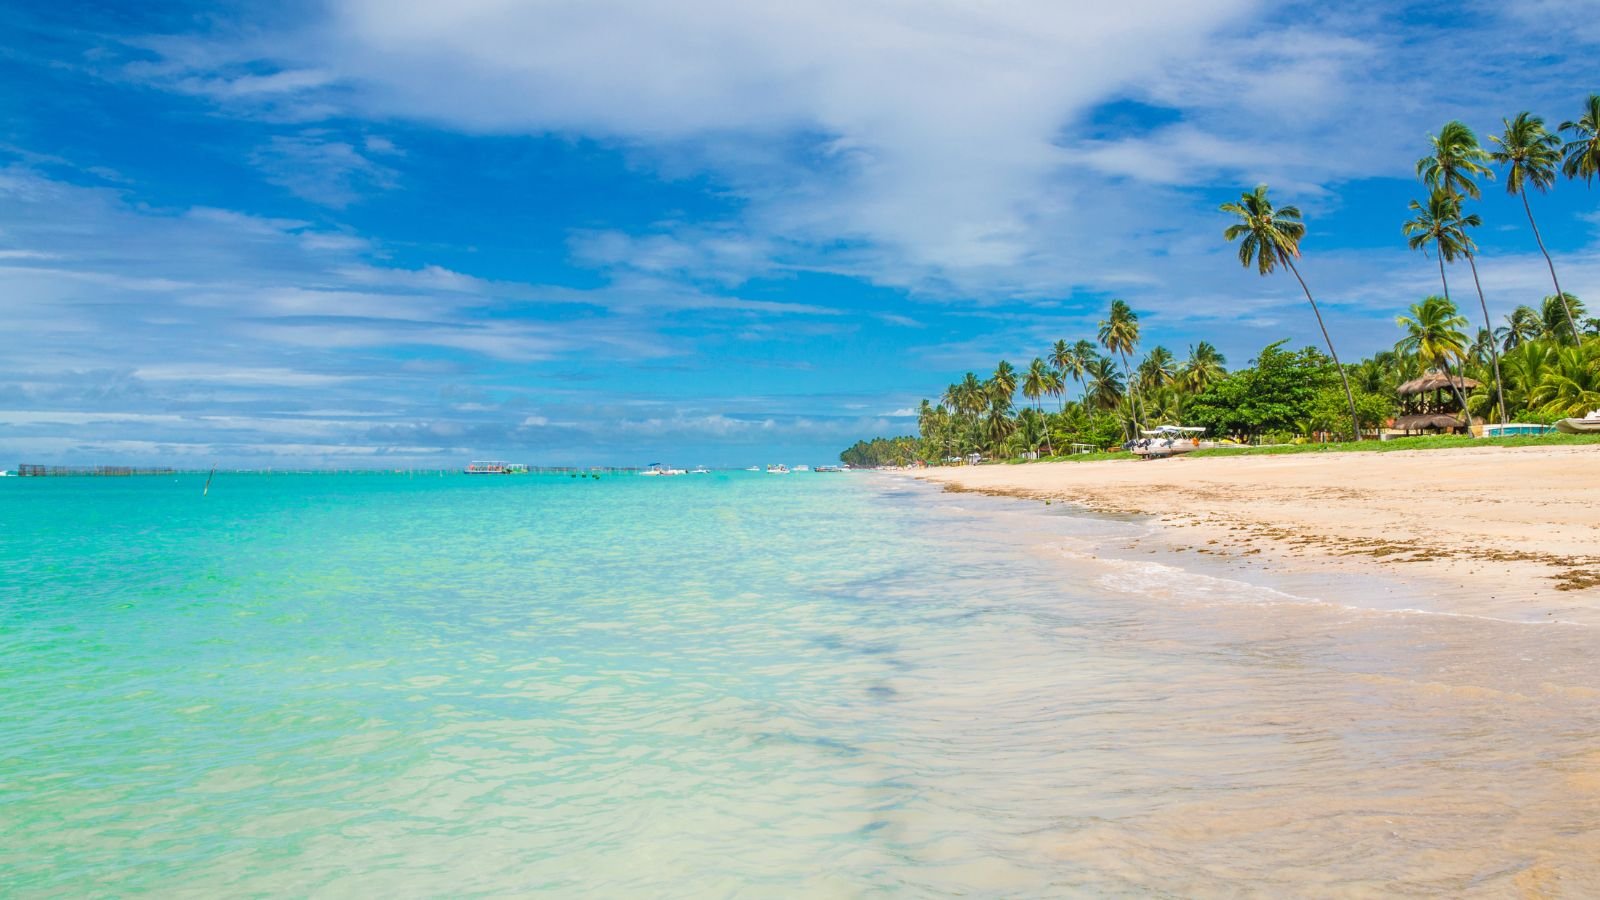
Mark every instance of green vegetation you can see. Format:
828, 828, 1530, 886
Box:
841, 95, 1600, 467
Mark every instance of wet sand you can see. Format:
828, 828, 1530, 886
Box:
915, 444, 1600, 625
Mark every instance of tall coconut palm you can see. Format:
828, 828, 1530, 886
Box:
1490, 112, 1578, 340
1403, 188, 1507, 423
1022, 358, 1050, 412
1417, 120, 1494, 199
1184, 337, 1228, 390
1083, 356, 1124, 411
1138, 345, 1177, 392
1221, 184, 1361, 439
1543, 293, 1587, 342
989, 360, 1018, 410
1178, 341, 1227, 393
1560, 94, 1600, 186
1097, 299, 1143, 436
1395, 295, 1474, 424
1501, 306, 1543, 351
1049, 339, 1089, 410
1022, 358, 1057, 455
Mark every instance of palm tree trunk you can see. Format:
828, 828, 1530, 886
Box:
1118, 352, 1142, 440
1435, 255, 1474, 428
1519, 190, 1579, 341
1465, 252, 1509, 425
1285, 258, 1362, 440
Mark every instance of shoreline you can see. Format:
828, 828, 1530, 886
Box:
912, 444, 1600, 626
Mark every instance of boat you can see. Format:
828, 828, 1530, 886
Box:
1554, 410, 1600, 434
744, 466, 761, 472
793, 465, 810, 472
1129, 425, 1208, 459
766, 464, 790, 474
814, 465, 846, 473
639, 463, 687, 476
689, 466, 711, 474
465, 460, 520, 474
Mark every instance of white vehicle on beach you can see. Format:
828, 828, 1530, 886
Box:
1129, 425, 1208, 458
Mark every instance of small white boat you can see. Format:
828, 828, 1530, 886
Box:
1130, 425, 1208, 459
814, 465, 845, 473
1555, 410, 1600, 435
793, 465, 810, 472
744, 466, 761, 472
689, 466, 711, 474
639, 463, 687, 476
766, 464, 790, 474
0, 470, 13, 477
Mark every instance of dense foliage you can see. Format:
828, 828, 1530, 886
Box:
841, 96, 1600, 466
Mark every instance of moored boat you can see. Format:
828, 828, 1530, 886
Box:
766, 464, 790, 474
1554, 410, 1600, 434
639, 463, 687, 476
1129, 425, 1208, 459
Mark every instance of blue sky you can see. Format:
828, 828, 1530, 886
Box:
2, 0, 1598, 467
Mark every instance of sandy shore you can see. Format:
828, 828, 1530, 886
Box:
916, 445, 1600, 624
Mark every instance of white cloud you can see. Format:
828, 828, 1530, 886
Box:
250, 131, 399, 207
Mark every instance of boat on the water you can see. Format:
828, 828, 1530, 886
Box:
793, 465, 810, 472
1129, 425, 1208, 459
639, 463, 687, 476
814, 465, 846, 473
766, 464, 790, 474
464, 460, 525, 474
689, 466, 711, 474
744, 466, 761, 472
1554, 410, 1600, 434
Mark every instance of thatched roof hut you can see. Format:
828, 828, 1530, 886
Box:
1397, 372, 1480, 395
1393, 413, 1466, 432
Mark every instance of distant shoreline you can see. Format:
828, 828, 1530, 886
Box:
914, 443, 1600, 625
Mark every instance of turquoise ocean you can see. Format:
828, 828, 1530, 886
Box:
4, 472, 1599, 896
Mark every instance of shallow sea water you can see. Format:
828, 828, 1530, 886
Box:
2, 472, 1597, 897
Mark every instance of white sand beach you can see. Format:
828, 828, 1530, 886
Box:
917, 444, 1600, 624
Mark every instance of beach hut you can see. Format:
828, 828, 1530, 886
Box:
1393, 371, 1480, 435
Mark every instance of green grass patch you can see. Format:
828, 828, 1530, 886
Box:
981, 432, 1600, 465
1188, 433, 1600, 457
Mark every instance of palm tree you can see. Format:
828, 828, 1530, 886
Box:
1137, 346, 1177, 390
1022, 358, 1049, 412
1022, 357, 1056, 456
1221, 184, 1361, 439
1543, 293, 1587, 343
1403, 188, 1507, 423
1178, 341, 1227, 393
1490, 112, 1578, 340
1417, 120, 1494, 199
983, 404, 1015, 455
1501, 306, 1543, 351
1049, 339, 1091, 410
1560, 94, 1600, 186
1083, 356, 1124, 411
1097, 299, 1142, 436
1396, 295, 1474, 424
989, 360, 1018, 410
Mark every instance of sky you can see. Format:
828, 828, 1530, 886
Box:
2, 0, 1598, 468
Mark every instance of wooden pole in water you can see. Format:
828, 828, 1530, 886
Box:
203, 466, 216, 496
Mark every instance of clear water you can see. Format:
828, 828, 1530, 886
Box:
3, 472, 1598, 896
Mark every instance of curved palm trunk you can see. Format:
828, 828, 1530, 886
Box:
1435, 256, 1475, 428
1285, 258, 1362, 440
1465, 252, 1509, 425
1519, 190, 1579, 341
1117, 351, 1142, 440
